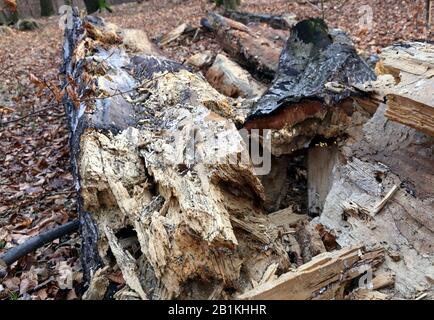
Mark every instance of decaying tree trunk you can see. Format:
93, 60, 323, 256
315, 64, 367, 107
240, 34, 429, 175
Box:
63, 11, 290, 300
205, 53, 266, 99
313, 41, 434, 298
205, 12, 283, 81
60, 8, 433, 300
243, 18, 377, 156
239, 246, 386, 300
316, 104, 434, 298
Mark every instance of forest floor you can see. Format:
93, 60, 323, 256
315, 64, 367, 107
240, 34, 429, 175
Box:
0, 0, 433, 300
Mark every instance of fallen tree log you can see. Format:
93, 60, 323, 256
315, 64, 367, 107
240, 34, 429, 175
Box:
205, 12, 283, 81
222, 10, 297, 30
205, 54, 266, 99
243, 18, 377, 156
63, 11, 290, 300
158, 23, 194, 47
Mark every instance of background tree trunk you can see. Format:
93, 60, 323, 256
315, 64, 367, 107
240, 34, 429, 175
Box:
40, 0, 55, 16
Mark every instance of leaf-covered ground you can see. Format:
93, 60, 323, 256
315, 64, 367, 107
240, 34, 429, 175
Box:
0, 0, 432, 300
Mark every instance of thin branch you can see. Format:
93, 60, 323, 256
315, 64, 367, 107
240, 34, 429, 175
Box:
0, 219, 80, 269
0, 101, 60, 126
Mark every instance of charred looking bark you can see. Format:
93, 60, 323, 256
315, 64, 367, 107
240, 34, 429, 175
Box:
244, 18, 376, 129
62, 11, 102, 282
61, 12, 186, 282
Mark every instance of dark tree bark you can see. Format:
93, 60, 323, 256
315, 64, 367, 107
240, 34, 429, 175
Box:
40, 0, 55, 16
243, 18, 377, 155
246, 18, 376, 126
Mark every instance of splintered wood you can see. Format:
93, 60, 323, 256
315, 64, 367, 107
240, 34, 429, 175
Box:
239, 246, 385, 300
64, 12, 290, 300
61, 9, 433, 301
377, 43, 434, 136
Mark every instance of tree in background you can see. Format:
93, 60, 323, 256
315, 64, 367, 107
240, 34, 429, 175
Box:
40, 0, 54, 16
426, 0, 432, 28
83, 0, 113, 14
213, 0, 241, 11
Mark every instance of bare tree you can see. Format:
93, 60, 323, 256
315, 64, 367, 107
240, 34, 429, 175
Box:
426, 0, 432, 28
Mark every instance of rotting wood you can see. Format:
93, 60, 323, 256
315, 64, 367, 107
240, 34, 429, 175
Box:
318, 103, 434, 298
268, 207, 308, 229
372, 272, 395, 290
63, 10, 290, 300
385, 94, 434, 137
243, 18, 377, 156
238, 246, 385, 300
307, 145, 338, 216
295, 219, 326, 263
186, 51, 215, 69
159, 23, 193, 46
205, 12, 282, 81
346, 289, 389, 300
206, 54, 266, 99
371, 42, 434, 136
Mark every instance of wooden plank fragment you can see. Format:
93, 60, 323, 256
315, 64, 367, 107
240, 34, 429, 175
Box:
239, 246, 385, 300
373, 42, 434, 136
385, 94, 434, 137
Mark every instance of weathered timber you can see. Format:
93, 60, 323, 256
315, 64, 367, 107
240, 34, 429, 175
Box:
243, 19, 377, 156
378, 42, 434, 136
318, 104, 434, 298
222, 10, 297, 30
206, 12, 283, 81
307, 145, 338, 216
63, 11, 290, 300
186, 51, 215, 69
294, 219, 326, 263
205, 54, 266, 99
158, 23, 194, 46
239, 246, 385, 300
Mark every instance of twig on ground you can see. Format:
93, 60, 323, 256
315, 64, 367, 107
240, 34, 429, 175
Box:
0, 219, 80, 270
